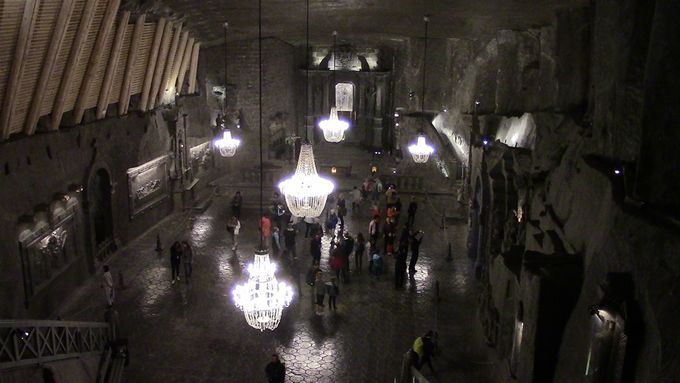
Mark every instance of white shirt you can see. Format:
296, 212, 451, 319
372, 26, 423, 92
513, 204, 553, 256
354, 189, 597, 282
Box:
233, 220, 241, 235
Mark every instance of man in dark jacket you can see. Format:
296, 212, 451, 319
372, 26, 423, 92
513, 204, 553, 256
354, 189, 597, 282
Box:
311, 234, 322, 264
284, 224, 297, 259
409, 230, 424, 275
407, 196, 418, 227
265, 354, 285, 383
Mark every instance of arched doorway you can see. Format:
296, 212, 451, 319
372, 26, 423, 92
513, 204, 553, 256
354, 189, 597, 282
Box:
90, 169, 114, 261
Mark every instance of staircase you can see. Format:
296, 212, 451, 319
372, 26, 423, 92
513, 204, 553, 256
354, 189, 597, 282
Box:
0, 320, 124, 383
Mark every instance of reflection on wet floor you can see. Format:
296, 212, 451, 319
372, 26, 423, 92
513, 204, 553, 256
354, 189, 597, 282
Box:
60, 196, 498, 382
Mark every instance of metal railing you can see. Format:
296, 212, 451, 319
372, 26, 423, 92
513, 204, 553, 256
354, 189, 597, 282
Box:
0, 320, 109, 369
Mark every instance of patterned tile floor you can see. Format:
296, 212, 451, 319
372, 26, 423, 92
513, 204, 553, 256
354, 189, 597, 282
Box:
60, 195, 499, 382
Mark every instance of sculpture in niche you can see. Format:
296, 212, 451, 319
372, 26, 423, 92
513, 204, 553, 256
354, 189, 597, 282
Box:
127, 155, 170, 218
135, 179, 162, 200
335, 83, 354, 112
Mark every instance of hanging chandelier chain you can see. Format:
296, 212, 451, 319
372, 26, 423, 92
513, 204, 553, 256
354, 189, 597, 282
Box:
421, 15, 429, 134
258, 0, 264, 248
224, 22, 228, 115
304, 0, 310, 142
332, 31, 337, 90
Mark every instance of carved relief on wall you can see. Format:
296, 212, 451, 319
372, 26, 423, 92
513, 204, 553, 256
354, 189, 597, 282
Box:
335, 83, 354, 112
127, 155, 170, 218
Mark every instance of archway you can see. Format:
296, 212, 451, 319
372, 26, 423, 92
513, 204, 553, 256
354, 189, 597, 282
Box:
90, 168, 114, 261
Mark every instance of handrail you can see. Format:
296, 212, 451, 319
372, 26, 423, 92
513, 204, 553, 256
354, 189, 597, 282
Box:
410, 366, 431, 383
0, 320, 110, 369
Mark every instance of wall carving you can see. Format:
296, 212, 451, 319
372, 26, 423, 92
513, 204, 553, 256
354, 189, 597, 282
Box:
127, 155, 170, 218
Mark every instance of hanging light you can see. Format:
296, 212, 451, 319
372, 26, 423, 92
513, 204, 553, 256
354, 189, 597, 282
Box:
318, 31, 349, 142
279, 144, 334, 217
232, 0, 293, 331
279, 0, 334, 218
319, 107, 349, 142
215, 129, 241, 157
408, 135, 435, 163
232, 249, 294, 331
408, 15, 435, 164
215, 21, 240, 158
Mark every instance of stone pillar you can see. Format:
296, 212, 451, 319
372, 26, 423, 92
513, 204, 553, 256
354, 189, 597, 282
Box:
372, 117, 383, 149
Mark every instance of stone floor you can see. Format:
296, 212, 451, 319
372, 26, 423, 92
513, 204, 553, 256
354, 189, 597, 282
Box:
60, 193, 499, 382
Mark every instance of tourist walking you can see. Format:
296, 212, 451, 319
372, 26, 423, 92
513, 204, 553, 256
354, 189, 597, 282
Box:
407, 196, 418, 227
410, 230, 424, 275
260, 213, 272, 249
330, 246, 345, 282
265, 354, 286, 383
227, 216, 241, 250
284, 223, 297, 259
385, 185, 397, 209
231, 191, 242, 219
373, 178, 383, 202
326, 277, 339, 310
341, 231, 354, 282
350, 186, 362, 214
326, 209, 339, 232
170, 241, 182, 284
368, 215, 380, 247
337, 194, 347, 229
102, 265, 114, 307
413, 331, 436, 372
354, 233, 366, 271
314, 271, 326, 315
181, 241, 193, 282
272, 226, 282, 255
311, 233, 322, 264
383, 217, 396, 254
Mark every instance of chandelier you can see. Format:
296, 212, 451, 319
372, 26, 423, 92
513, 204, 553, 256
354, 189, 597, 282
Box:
215, 129, 240, 157
279, 144, 334, 218
408, 135, 435, 163
319, 107, 349, 143
408, 15, 434, 164
232, 249, 294, 331
318, 31, 349, 143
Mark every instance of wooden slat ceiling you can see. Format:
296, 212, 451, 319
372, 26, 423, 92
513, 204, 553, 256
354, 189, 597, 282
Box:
0, 0, 201, 141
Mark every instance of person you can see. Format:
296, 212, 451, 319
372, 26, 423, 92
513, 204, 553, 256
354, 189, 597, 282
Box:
326, 209, 339, 232
275, 202, 287, 230
284, 223, 297, 259
371, 252, 383, 279
394, 196, 402, 223
272, 226, 282, 255
354, 233, 366, 271
373, 178, 383, 202
337, 194, 347, 227
102, 265, 114, 306
231, 191, 242, 219
330, 247, 345, 283
260, 213, 272, 249
413, 331, 436, 372
407, 196, 418, 227
314, 271, 326, 315
368, 215, 380, 247
170, 242, 182, 284
350, 186, 362, 214
383, 217, 396, 254
181, 241, 193, 282
326, 277, 339, 310
395, 244, 407, 289
385, 185, 397, 209
227, 216, 241, 250
304, 215, 314, 237
399, 225, 410, 248
410, 230, 424, 275
265, 354, 286, 383
310, 233, 322, 264
340, 231, 354, 282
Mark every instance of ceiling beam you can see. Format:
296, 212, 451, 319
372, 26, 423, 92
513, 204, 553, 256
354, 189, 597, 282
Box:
73, 0, 121, 125
148, 21, 174, 110
25, 0, 75, 135
155, 22, 182, 106
0, 0, 41, 139
167, 30, 189, 98
188, 42, 201, 94
119, 14, 146, 115
139, 18, 166, 112
97, 11, 130, 119
176, 37, 194, 95
50, 0, 98, 130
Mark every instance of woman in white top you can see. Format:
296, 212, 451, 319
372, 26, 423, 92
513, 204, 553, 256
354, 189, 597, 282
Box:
228, 216, 241, 250
102, 265, 114, 307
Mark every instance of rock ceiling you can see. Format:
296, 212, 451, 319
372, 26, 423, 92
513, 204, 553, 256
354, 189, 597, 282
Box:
127, 0, 589, 45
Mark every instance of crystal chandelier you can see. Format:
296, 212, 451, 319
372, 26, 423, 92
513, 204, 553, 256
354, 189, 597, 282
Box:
318, 31, 349, 143
319, 107, 349, 143
232, 249, 294, 331
215, 129, 240, 157
408, 135, 435, 163
279, 144, 335, 218
408, 15, 434, 164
